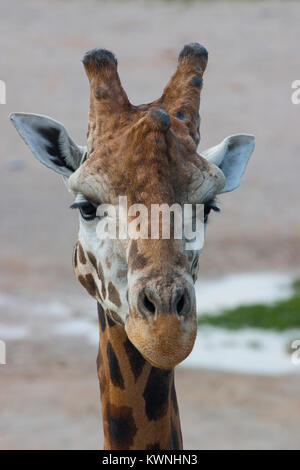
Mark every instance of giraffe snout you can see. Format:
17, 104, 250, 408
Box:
125, 278, 197, 369
137, 284, 192, 319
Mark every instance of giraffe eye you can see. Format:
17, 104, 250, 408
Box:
79, 202, 97, 221
70, 195, 97, 221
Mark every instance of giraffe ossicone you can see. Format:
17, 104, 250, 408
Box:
10, 43, 255, 449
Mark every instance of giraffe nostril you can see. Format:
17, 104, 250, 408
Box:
137, 287, 159, 317
176, 294, 185, 315
172, 287, 191, 317
143, 293, 156, 314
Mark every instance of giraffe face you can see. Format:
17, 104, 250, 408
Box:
10, 44, 255, 369
68, 104, 225, 368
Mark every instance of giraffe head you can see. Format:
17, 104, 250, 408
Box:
10, 44, 254, 369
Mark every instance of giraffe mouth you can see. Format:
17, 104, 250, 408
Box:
125, 310, 197, 369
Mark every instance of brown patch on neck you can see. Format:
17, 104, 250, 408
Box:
77, 242, 86, 264
97, 262, 107, 299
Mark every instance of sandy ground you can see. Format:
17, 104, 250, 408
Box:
0, 0, 300, 449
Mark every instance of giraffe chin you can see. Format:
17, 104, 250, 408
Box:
125, 311, 197, 369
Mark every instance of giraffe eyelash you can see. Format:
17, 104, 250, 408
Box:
206, 199, 220, 213
70, 193, 94, 210
204, 198, 220, 223
70, 194, 98, 221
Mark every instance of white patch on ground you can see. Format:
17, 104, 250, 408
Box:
181, 327, 300, 375
32, 301, 71, 317
0, 325, 29, 340
55, 320, 98, 344
195, 272, 292, 315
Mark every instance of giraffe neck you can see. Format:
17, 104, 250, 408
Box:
96, 303, 183, 450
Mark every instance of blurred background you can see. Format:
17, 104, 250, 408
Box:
0, 0, 300, 449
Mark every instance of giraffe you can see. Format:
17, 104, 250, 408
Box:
10, 43, 255, 450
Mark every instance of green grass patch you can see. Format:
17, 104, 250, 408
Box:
198, 279, 300, 331
292, 278, 300, 294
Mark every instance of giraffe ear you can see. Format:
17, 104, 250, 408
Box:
201, 134, 255, 193
10, 113, 86, 177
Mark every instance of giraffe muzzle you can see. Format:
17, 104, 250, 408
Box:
126, 281, 197, 369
